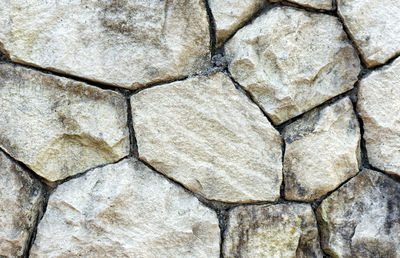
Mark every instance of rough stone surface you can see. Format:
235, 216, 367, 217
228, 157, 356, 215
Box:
209, 0, 267, 47
0, 150, 44, 257
30, 158, 220, 257
358, 57, 400, 177
317, 169, 400, 257
283, 97, 361, 201
0, 0, 210, 89
287, 0, 333, 10
0, 64, 129, 182
131, 72, 282, 203
338, 0, 400, 67
223, 203, 323, 258
226, 7, 360, 124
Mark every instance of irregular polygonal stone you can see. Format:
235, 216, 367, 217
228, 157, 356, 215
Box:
223, 203, 323, 257
30, 158, 220, 257
358, 57, 400, 177
317, 169, 400, 257
209, 0, 267, 47
0, 0, 210, 89
0, 64, 129, 182
0, 150, 44, 257
131, 72, 282, 203
225, 7, 360, 124
338, 0, 400, 67
283, 97, 361, 201
287, 0, 333, 10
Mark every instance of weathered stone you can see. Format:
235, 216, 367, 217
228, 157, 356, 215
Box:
0, 0, 210, 89
225, 7, 360, 124
338, 0, 400, 67
0, 150, 44, 257
209, 0, 267, 47
358, 57, 400, 177
317, 169, 400, 257
223, 203, 323, 257
0, 64, 129, 182
283, 97, 361, 201
131, 72, 282, 203
30, 158, 220, 257
287, 0, 333, 10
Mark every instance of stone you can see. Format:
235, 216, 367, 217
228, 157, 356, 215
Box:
0, 0, 210, 89
0, 150, 44, 257
209, 0, 267, 47
225, 7, 360, 125
287, 0, 332, 10
357, 57, 400, 177
282, 97, 361, 201
337, 0, 400, 67
131, 72, 282, 203
317, 169, 400, 257
223, 203, 323, 257
30, 158, 220, 257
0, 63, 129, 182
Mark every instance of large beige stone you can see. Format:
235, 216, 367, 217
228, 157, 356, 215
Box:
317, 169, 400, 257
223, 203, 323, 258
0, 150, 44, 257
338, 0, 400, 67
0, 0, 210, 89
225, 7, 360, 125
209, 0, 267, 47
0, 64, 129, 182
131, 72, 282, 203
283, 97, 361, 201
30, 158, 220, 257
357, 57, 400, 177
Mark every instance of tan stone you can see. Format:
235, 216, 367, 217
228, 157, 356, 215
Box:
30, 158, 220, 257
225, 7, 360, 124
0, 64, 129, 181
0, 0, 210, 89
131, 72, 282, 203
283, 97, 361, 201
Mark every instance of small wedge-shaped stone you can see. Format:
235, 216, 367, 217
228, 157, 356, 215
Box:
287, 0, 333, 10
225, 7, 360, 124
30, 158, 220, 257
0, 64, 129, 181
0, 0, 210, 89
223, 203, 323, 257
131, 72, 282, 203
0, 150, 44, 257
338, 0, 400, 67
209, 0, 267, 47
358, 57, 400, 177
317, 169, 400, 257
283, 97, 361, 201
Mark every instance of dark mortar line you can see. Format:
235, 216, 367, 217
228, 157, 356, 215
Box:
280, 1, 336, 15
202, 0, 216, 56
128, 75, 190, 96
217, 210, 229, 258
367, 165, 400, 184
126, 98, 138, 158
280, 140, 286, 199
365, 53, 400, 71
311, 207, 331, 258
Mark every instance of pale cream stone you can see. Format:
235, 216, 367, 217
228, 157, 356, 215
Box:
0, 64, 129, 181
131, 72, 282, 203
357, 57, 400, 177
223, 203, 323, 258
338, 0, 400, 67
225, 7, 360, 124
0, 0, 210, 89
317, 169, 400, 257
283, 97, 361, 201
30, 158, 220, 257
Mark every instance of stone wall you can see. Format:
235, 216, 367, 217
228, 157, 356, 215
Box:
0, 0, 399, 257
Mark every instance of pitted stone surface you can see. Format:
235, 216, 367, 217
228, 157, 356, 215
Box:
0, 0, 210, 89
131, 72, 282, 203
338, 0, 400, 67
30, 158, 220, 257
223, 203, 323, 257
358, 57, 400, 177
0, 150, 44, 257
283, 97, 361, 201
317, 169, 400, 257
225, 7, 360, 124
0, 63, 129, 181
